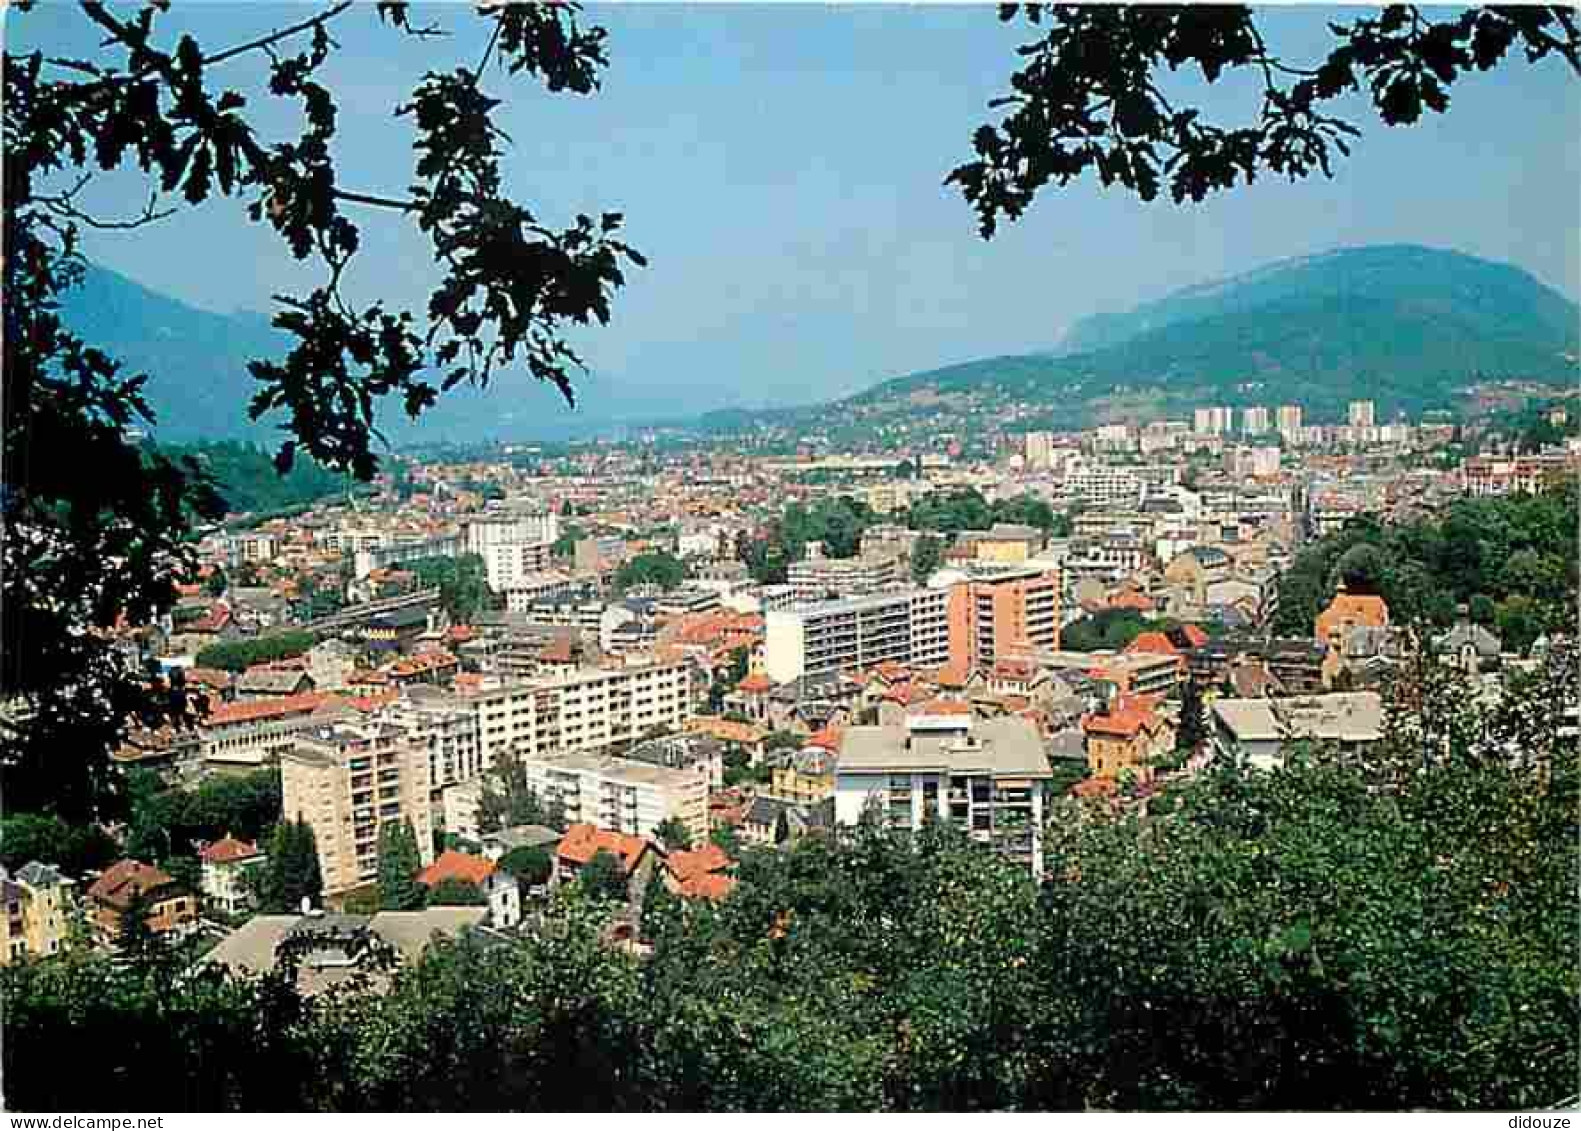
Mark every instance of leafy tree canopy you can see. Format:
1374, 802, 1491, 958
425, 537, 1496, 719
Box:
952, 5, 1580, 233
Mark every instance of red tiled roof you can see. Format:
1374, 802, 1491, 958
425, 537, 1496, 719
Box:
87, 859, 180, 910
1126, 632, 1180, 657
735, 672, 773, 694
184, 667, 235, 690
203, 691, 335, 728
418, 849, 496, 887
665, 844, 732, 885
806, 724, 844, 752
1082, 706, 1157, 739
1108, 590, 1156, 612
200, 835, 261, 864
676, 871, 737, 901
555, 824, 650, 874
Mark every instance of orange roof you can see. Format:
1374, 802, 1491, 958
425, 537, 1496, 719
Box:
387, 650, 458, 678
200, 835, 261, 864
666, 844, 733, 885
203, 691, 334, 728
1318, 590, 1390, 629
1070, 777, 1118, 799
418, 849, 496, 887
87, 860, 181, 910
806, 724, 844, 751
1082, 704, 1159, 739
735, 672, 773, 694
1126, 632, 1180, 657
555, 824, 650, 874
676, 871, 737, 901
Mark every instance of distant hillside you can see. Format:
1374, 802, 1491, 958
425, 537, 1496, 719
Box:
55, 264, 707, 444
854, 245, 1579, 423
58, 263, 286, 442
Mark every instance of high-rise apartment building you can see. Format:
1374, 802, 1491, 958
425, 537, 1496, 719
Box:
480, 539, 555, 592
281, 722, 435, 895
1193, 407, 1232, 435
465, 507, 560, 554
1023, 431, 1056, 469
1276, 404, 1303, 437
387, 689, 484, 799
947, 565, 1061, 669
1241, 406, 1271, 435
764, 587, 953, 684
1347, 400, 1376, 429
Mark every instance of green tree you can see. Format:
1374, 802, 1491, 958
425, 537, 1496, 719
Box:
909, 533, 944, 584
653, 817, 693, 853
477, 761, 563, 835
377, 819, 426, 911
426, 877, 485, 907
1468, 593, 1497, 626
0, 813, 117, 876
257, 817, 323, 914
196, 631, 318, 674
1176, 677, 1208, 754
576, 849, 628, 903
406, 553, 492, 621
614, 551, 688, 593
497, 845, 553, 888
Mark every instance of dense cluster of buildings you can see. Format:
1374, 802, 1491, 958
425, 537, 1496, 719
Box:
6, 387, 1573, 974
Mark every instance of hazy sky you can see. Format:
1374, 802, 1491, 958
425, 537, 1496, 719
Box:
13, 3, 1580, 418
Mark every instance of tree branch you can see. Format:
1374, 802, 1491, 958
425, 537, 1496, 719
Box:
203, 2, 356, 68
332, 188, 420, 212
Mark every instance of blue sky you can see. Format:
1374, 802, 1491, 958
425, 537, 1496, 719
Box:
12, 3, 1580, 421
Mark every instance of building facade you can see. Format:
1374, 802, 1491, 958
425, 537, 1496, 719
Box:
833, 714, 1052, 879
281, 722, 436, 896
764, 587, 952, 684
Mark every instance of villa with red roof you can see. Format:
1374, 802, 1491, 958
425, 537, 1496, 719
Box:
199, 835, 264, 916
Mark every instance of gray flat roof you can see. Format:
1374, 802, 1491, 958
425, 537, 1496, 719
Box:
1213, 692, 1383, 743
836, 717, 1053, 779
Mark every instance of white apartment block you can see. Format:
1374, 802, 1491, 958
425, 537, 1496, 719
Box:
1059, 460, 1144, 508
482, 540, 554, 592
1241, 406, 1271, 436
1347, 400, 1376, 429
522, 752, 710, 844
764, 586, 952, 684
833, 714, 1052, 879
386, 693, 484, 797
787, 553, 903, 603
353, 530, 464, 579
468, 660, 694, 770
465, 508, 560, 555
1276, 404, 1303, 437
281, 722, 435, 896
